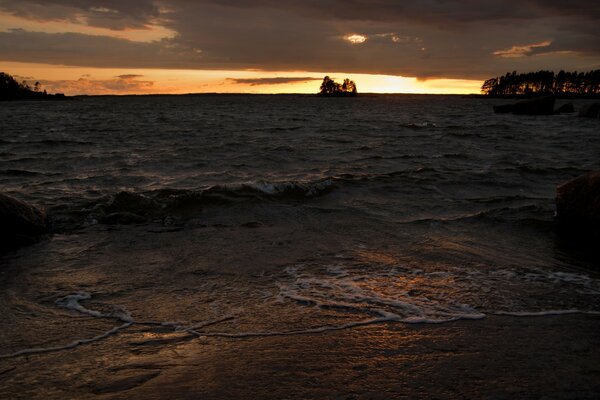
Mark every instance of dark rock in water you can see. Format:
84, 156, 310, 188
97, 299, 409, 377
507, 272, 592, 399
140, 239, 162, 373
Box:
493, 96, 555, 115
492, 103, 515, 114
0, 193, 48, 249
555, 103, 575, 114
556, 172, 600, 235
578, 103, 600, 119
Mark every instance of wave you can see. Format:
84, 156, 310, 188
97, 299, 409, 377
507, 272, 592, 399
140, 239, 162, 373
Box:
27, 139, 93, 146
399, 203, 554, 228
0, 169, 41, 176
51, 178, 337, 226
40, 168, 467, 228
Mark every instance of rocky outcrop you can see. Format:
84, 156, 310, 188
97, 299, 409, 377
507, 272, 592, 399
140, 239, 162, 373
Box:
0, 193, 48, 250
493, 96, 555, 115
555, 103, 575, 114
578, 103, 600, 119
556, 172, 600, 235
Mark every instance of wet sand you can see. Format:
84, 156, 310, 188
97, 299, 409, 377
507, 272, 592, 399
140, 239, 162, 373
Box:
1, 314, 599, 399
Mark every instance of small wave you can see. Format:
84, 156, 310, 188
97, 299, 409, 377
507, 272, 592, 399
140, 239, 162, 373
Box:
401, 122, 438, 130
512, 165, 588, 177
277, 265, 486, 324
401, 204, 553, 226
0, 292, 133, 359
0, 169, 40, 176
28, 139, 92, 146
59, 178, 337, 225
277, 263, 600, 324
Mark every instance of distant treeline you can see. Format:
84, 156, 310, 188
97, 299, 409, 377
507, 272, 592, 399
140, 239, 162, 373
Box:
1, 71, 65, 101
318, 76, 357, 97
481, 70, 600, 97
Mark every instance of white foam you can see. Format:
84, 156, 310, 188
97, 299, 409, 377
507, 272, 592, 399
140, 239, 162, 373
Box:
55, 292, 133, 323
278, 264, 600, 325
278, 265, 487, 324
191, 317, 392, 339
0, 322, 131, 359
1, 292, 135, 359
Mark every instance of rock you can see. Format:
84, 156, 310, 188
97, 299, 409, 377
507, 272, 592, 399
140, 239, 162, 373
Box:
494, 96, 555, 115
555, 103, 575, 114
578, 103, 600, 119
556, 172, 600, 234
492, 103, 515, 114
0, 193, 48, 249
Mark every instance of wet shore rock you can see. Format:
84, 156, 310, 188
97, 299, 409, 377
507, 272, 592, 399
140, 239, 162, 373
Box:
578, 103, 600, 119
556, 172, 600, 235
555, 103, 575, 114
0, 193, 48, 250
493, 96, 555, 115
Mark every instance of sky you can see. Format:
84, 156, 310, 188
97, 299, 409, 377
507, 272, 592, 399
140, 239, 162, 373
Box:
1, 0, 599, 95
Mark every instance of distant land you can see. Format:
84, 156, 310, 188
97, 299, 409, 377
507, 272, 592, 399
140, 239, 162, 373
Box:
481, 70, 600, 98
318, 76, 358, 97
1, 72, 66, 101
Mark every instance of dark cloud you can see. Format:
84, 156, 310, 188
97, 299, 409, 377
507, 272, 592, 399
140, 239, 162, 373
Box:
227, 77, 321, 85
194, 0, 600, 25
116, 74, 144, 79
1, 0, 599, 78
0, 0, 159, 29
0, 29, 201, 68
29, 75, 156, 95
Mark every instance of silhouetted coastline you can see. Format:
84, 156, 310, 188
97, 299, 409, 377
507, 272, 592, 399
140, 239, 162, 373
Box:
1, 72, 66, 101
481, 69, 600, 98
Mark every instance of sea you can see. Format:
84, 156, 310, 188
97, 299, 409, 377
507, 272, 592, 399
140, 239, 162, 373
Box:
1, 94, 599, 359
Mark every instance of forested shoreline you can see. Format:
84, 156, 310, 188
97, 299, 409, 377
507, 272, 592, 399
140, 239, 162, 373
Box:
481, 70, 600, 97
1, 72, 65, 101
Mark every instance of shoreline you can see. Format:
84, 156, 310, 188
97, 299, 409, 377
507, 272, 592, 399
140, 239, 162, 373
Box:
1, 314, 599, 399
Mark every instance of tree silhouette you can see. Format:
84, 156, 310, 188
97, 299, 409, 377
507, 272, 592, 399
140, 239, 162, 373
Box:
1, 71, 64, 100
319, 76, 357, 96
481, 69, 600, 97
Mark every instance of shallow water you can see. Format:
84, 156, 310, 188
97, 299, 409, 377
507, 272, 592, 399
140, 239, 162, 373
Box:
1, 94, 599, 360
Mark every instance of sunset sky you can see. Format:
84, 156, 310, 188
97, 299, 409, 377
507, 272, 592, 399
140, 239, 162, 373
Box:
1, 0, 599, 95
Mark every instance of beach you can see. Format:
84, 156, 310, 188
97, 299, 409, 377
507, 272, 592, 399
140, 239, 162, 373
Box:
1, 94, 599, 398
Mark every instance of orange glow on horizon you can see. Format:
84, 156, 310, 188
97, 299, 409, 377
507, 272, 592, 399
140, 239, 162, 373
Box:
1, 61, 482, 95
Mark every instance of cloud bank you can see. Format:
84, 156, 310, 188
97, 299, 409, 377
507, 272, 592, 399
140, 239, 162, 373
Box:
1, 0, 599, 79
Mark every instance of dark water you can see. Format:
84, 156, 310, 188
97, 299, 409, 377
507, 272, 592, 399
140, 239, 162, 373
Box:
1, 95, 599, 359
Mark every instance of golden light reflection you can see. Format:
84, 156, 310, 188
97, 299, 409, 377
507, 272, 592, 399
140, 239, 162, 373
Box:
353, 249, 399, 266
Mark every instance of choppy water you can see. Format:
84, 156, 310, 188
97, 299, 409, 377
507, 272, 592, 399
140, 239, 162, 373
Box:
1, 94, 599, 358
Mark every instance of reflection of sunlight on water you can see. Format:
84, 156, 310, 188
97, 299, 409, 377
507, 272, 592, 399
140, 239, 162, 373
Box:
279, 263, 485, 324
354, 249, 399, 265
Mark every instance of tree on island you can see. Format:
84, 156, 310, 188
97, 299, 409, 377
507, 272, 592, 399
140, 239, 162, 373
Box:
1, 72, 65, 101
318, 76, 357, 96
481, 69, 600, 97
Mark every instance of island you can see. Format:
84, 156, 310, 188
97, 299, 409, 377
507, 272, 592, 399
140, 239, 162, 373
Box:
1, 71, 66, 101
318, 76, 357, 97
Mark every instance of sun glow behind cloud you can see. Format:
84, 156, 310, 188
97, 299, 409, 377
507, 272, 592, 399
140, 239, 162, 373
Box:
345, 34, 367, 44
